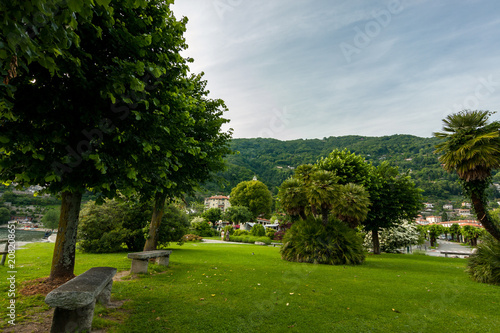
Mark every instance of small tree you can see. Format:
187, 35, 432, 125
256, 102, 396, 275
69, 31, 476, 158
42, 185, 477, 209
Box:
428, 224, 444, 247
42, 209, 60, 230
230, 180, 273, 219
202, 208, 222, 226
0, 207, 10, 224
223, 205, 254, 224
250, 224, 266, 237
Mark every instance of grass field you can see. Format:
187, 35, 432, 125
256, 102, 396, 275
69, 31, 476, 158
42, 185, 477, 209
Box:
2, 242, 500, 332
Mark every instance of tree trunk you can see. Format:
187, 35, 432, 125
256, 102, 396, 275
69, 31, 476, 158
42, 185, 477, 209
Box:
143, 192, 167, 251
321, 206, 329, 226
372, 229, 381, 255
49, 191, 83, 281
471, 191, 500, 242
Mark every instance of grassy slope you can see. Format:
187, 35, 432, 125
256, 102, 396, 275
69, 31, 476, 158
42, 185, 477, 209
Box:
2, 242, 499, 332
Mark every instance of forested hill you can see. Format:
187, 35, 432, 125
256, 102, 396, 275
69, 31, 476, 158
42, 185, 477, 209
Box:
201, 134, 478, 201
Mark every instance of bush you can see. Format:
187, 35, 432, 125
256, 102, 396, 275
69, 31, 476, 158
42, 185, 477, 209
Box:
281, 217, 365, 265
192, 220, 216, 237
233, 229, 249, 236
265, 228, 276, 239
467, 234, 500, 285
228, 235, 272, 244
78, 199, 190, 253
250, 224, 266, 236
182, 234, 203, 242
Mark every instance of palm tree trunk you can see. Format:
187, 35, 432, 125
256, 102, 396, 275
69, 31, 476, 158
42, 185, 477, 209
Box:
372, 229, 381, 255
49, 191, 82, 281
471, 191, 500, 242
143, 192, 167, 251
321, 207, 329, 226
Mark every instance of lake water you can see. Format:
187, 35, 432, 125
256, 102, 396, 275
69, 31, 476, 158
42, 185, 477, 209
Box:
0, 227, 48, 242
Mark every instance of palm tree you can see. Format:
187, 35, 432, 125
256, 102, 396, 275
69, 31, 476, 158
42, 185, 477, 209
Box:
277, 178, 308, 220
333, 183, 371, 228
306, 170, 339, 225
434, 110, 500, 241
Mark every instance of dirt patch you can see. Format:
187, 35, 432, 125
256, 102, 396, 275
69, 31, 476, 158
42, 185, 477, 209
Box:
3, 308, 54, 333
20, 275, 75, 296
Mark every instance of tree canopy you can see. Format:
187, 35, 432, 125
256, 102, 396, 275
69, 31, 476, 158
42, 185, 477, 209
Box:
0, 0, 231, 279
229, 180, 273, 219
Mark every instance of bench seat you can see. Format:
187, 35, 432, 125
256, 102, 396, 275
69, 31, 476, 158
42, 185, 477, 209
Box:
45, 266, 117, 333
127, 250, 172, 273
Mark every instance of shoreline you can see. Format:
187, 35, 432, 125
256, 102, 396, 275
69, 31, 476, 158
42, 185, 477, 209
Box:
0, 225, 56, 249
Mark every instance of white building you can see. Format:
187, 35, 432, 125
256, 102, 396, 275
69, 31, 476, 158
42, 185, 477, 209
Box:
204, 195, 231, 212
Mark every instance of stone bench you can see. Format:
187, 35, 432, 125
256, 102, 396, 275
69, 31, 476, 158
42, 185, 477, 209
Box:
45, 266, 117, 333
271, 242, 283, 247
440, 251, 472, 258
127, 250, 172, 274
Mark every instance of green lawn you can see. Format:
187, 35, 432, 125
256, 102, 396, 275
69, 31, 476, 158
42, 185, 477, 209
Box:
2, 242, 500, 332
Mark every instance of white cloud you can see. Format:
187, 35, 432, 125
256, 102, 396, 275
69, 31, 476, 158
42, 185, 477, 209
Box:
172, 0, 500, 140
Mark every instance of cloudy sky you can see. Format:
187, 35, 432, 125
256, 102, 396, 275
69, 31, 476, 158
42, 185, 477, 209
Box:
171, 0, 500, 140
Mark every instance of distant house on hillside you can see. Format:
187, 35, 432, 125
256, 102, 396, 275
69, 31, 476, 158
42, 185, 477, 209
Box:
443, 204, 453, 210
204, 195, 231, 212
426, 216, 442, 223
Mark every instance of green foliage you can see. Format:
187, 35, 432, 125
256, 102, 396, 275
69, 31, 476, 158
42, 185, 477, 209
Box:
223, 225, 234, 235
208, 135, 456, 200
281, 217, 365, 265
202, 208, 222, 223
265, 228, 276, 239
223, 205, 253, 223
228, 235, 272, 245
78, 199, 189, 253
0, 207, 10, 223
232, 229, 249, 236
191, 220, 216, 237
41, 208, 60, 230
229, 180, 273, 218
317, 148, 371, 186
250, 224, 266, 236
467, 234, 500, 285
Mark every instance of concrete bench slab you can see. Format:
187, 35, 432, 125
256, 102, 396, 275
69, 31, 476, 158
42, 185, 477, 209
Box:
127, 250, 172, 274
440, 251, 472, 258
45, 266, 117, 333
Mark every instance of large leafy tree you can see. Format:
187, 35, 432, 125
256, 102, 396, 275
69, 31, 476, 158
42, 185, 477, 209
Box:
363, 162, 423, 254
229, 180, 273, 219
0, 0, 230, 279
0, 0, 102, 113
434, 110, 500, 241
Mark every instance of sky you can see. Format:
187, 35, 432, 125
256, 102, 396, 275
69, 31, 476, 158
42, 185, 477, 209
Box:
171, 0, 500, 140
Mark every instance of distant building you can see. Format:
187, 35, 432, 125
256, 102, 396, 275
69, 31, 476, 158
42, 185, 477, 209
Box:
423, 203, 434, 209
426, 216, 442, 223
443, 204, 453, 210
436, 220, 482, 228
204, 195, 231, 212
457, 209, 471, 217
461, 202, 472, 208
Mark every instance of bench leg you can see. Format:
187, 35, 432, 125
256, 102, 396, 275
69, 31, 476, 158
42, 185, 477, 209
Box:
131, 259, 149, 274
156, 255, 170, 266
96, 280, 113, 305
50, 300, 95, 333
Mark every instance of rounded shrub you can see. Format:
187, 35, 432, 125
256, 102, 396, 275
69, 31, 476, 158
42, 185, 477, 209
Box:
233, 229, 250, 236
466, 234, 500, 285
281, 217, 365, 265
251, 224, 266, 236
265, 228, 276, 239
